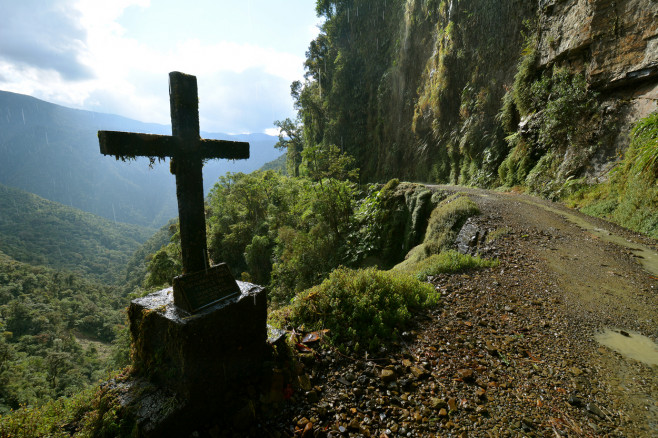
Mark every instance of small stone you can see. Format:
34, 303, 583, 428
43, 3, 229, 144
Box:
337, 377, 351, 386
431, 397, 447, 409
299, 374, 312, 391
457, 369, 475, 382
410, 366, 429, 379
568, 394, 583, 407
448, 397, 458, 411
307, 390, 319, 403
485, 340, 498, 355
301, 422, 314, 438
381, 369, 396, 383
569, 367, 583, 376
586, 402, 605, 419
475, 387, 486, 399
438, 408, 448, 418
348, 418, 361, 431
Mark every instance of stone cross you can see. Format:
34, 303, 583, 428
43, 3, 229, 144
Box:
98, 72, 249, 311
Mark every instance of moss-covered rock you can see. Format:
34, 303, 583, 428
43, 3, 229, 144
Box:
394, 193, 480, 271
352, 181, 446, 268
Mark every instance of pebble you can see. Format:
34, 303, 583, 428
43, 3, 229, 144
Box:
457, 368, 475, 382
586, 402, 605, 419
380, 369, 396, 383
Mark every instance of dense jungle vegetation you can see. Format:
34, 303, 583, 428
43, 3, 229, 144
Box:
0, 251, 127, 413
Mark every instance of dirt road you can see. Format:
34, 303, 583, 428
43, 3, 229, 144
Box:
443, 186, 658, 436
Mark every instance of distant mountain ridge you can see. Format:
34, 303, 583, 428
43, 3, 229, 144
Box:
0, 90, 283, 227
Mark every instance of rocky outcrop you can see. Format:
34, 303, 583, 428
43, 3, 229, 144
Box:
533, 0, 658, 184
537, 0, 658, 91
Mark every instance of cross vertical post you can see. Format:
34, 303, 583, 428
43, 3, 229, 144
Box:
169, 72, 208, 274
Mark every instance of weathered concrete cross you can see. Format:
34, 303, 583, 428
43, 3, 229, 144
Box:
98, 72, 249, 278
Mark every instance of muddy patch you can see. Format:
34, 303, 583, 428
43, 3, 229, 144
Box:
518, 198, 658, 276
595, 328, 658, 366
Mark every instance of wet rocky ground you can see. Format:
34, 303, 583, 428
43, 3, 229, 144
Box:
206, 189, 658, 437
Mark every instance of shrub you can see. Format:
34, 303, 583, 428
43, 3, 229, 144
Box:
270, 267, 440, 352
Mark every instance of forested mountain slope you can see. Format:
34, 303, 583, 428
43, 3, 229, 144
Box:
0, 183, 154, 284
0, 249, 125, 412
0, 90, 282, 227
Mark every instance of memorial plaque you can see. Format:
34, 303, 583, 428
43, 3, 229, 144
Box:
172, 263, 241, 313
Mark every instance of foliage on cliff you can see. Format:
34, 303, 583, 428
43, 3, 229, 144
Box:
568, 112, 658, 237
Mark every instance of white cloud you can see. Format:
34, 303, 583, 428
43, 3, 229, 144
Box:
264, 127, 281, 136
0, 0, 309, 133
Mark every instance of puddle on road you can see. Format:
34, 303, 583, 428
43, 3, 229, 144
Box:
595, 328, 658, 366
518, 198, 658, 277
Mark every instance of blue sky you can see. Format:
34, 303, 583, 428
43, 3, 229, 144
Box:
0, 0, 321, 134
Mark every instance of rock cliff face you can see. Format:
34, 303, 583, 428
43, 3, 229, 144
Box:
300, 0, 657, 195
401, 0, 658, 189
532, 0, 658, 183
538, 0, 658, 91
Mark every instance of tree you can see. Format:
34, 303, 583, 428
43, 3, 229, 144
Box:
274, 117, 304, 177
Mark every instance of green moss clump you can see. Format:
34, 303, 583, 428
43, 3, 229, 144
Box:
269, 267, 439, 353
396, 250, 499, 279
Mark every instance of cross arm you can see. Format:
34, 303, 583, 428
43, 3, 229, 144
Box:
99, 131, 180, 159
99, 131, 250, 160
199, 139, 250, 160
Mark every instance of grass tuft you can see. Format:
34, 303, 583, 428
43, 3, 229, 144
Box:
397, 250, 499, 280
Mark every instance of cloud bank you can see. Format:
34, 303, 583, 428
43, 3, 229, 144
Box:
0, 0, 313, 134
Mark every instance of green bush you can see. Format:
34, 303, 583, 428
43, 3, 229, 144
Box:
270, 267, 440, 352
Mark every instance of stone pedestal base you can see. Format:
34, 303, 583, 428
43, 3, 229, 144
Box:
128, 281, 267, 401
